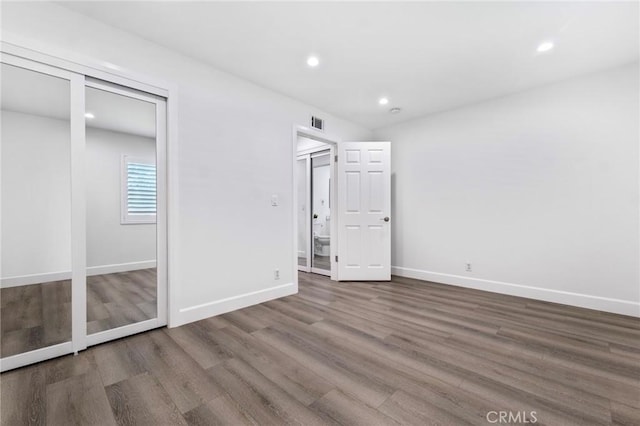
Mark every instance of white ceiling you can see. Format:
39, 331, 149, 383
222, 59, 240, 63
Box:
1, 63, 156, 138
53, 2, 640, 129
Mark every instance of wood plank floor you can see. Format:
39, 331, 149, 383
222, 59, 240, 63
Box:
2, 272, 639, 425
1, 269, 157, 357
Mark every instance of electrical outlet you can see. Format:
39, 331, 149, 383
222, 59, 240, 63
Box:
274, 269, 280, 280
465, 263, 472, 272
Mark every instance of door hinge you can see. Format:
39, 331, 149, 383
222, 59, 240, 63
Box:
335, 255, 338, 262
334, 155, 338, 162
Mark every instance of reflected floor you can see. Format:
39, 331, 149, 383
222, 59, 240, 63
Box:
87, 268, 157, 334
1, 280, 71, 358
313, 255, 330, 270
298, 255, 331, 271
0, 268, 157, 357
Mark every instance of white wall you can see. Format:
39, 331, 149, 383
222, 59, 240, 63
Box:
374, 63, 640, 316
86, 127, 156, 269
1, 111, 71, 279
2, 2, 372, 325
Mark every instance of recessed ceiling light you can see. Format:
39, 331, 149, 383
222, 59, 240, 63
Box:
389, 107, 402, 114
85, 112, 95, 119
537, 41, 554, 53
307, 56, 319, 67
379, 97, 389, 105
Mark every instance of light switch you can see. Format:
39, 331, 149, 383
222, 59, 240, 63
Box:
271, 194, 279, 207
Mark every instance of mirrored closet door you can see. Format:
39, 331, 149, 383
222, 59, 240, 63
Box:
0, 56, 82, 371
84, 80, 167, 346
311, 152, 331, 274
0, 51, 167, 372
297, 157, 310, 270
296, 149, 332, 277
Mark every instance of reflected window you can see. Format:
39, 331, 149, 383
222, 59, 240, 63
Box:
121, 155, 156, 224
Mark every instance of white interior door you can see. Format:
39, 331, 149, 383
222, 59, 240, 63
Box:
337, 141, 391, 281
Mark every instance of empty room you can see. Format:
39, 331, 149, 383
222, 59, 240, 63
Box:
1, 1, 638, 425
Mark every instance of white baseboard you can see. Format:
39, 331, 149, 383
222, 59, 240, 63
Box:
392, 266, 640, 318
87, 260, 156, 277
1, 260, 157, 288
0, 271, 72, 288
171, 282, 297, 327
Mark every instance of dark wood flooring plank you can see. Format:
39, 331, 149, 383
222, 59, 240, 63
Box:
105, 373, 187, 426
129, 330, 223, 413
206, 358, 328, 426
253, 326, 393, 408
310, 389, 398, 426
86, 339, 148, 386
0, 363, 46, 426
379, 390, 474, 426
43, 353, 92, 386
611, 402, 640, 426
46, 371, 116, 426
183, 394, 258, 426
212, 324, 335, 406
164, 322, 234, 370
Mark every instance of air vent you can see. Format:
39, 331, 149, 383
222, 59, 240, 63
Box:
311, 116, 324, 132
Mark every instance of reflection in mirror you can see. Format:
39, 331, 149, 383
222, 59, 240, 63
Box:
85, 86, 157, 334
1, 63, 72, 357
297, 158, 308, 267
312, 153, 331, 271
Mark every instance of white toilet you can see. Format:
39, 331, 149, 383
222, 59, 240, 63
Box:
314, 234, 330, 256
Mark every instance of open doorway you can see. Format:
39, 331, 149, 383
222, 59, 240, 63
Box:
295, 129, 337, 279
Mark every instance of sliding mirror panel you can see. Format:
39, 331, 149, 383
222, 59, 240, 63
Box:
1, 63, 72, 358
311, 152, 331, 273
297, 157, 309, 269
85, 85, 158, 336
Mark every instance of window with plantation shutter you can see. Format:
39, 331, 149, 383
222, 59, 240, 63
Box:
121, 156, 156, 224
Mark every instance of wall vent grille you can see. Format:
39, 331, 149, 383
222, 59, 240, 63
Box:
311, 116, 324, 131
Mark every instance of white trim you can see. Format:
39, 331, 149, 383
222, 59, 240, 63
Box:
87, 318, 162, 347
155, 98, 169, 327
71, 66, 87, 355
293, 125, 340, 282
1, 261, 158, 288
172, 282, 296, 327
392, 266, 640, 318
1, 271, 72, 288
88, 261, 157, 276
166, 82, 179, 328
0, 342, 74, 373
292, 127, 301, 288
301, 154, 312, 272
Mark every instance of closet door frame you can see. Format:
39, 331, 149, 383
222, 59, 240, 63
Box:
0, 41, 173, 371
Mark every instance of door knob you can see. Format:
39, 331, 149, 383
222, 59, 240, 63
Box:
382, 216, 390, 222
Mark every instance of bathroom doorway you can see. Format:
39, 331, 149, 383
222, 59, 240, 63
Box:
296, 132, 336, 278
